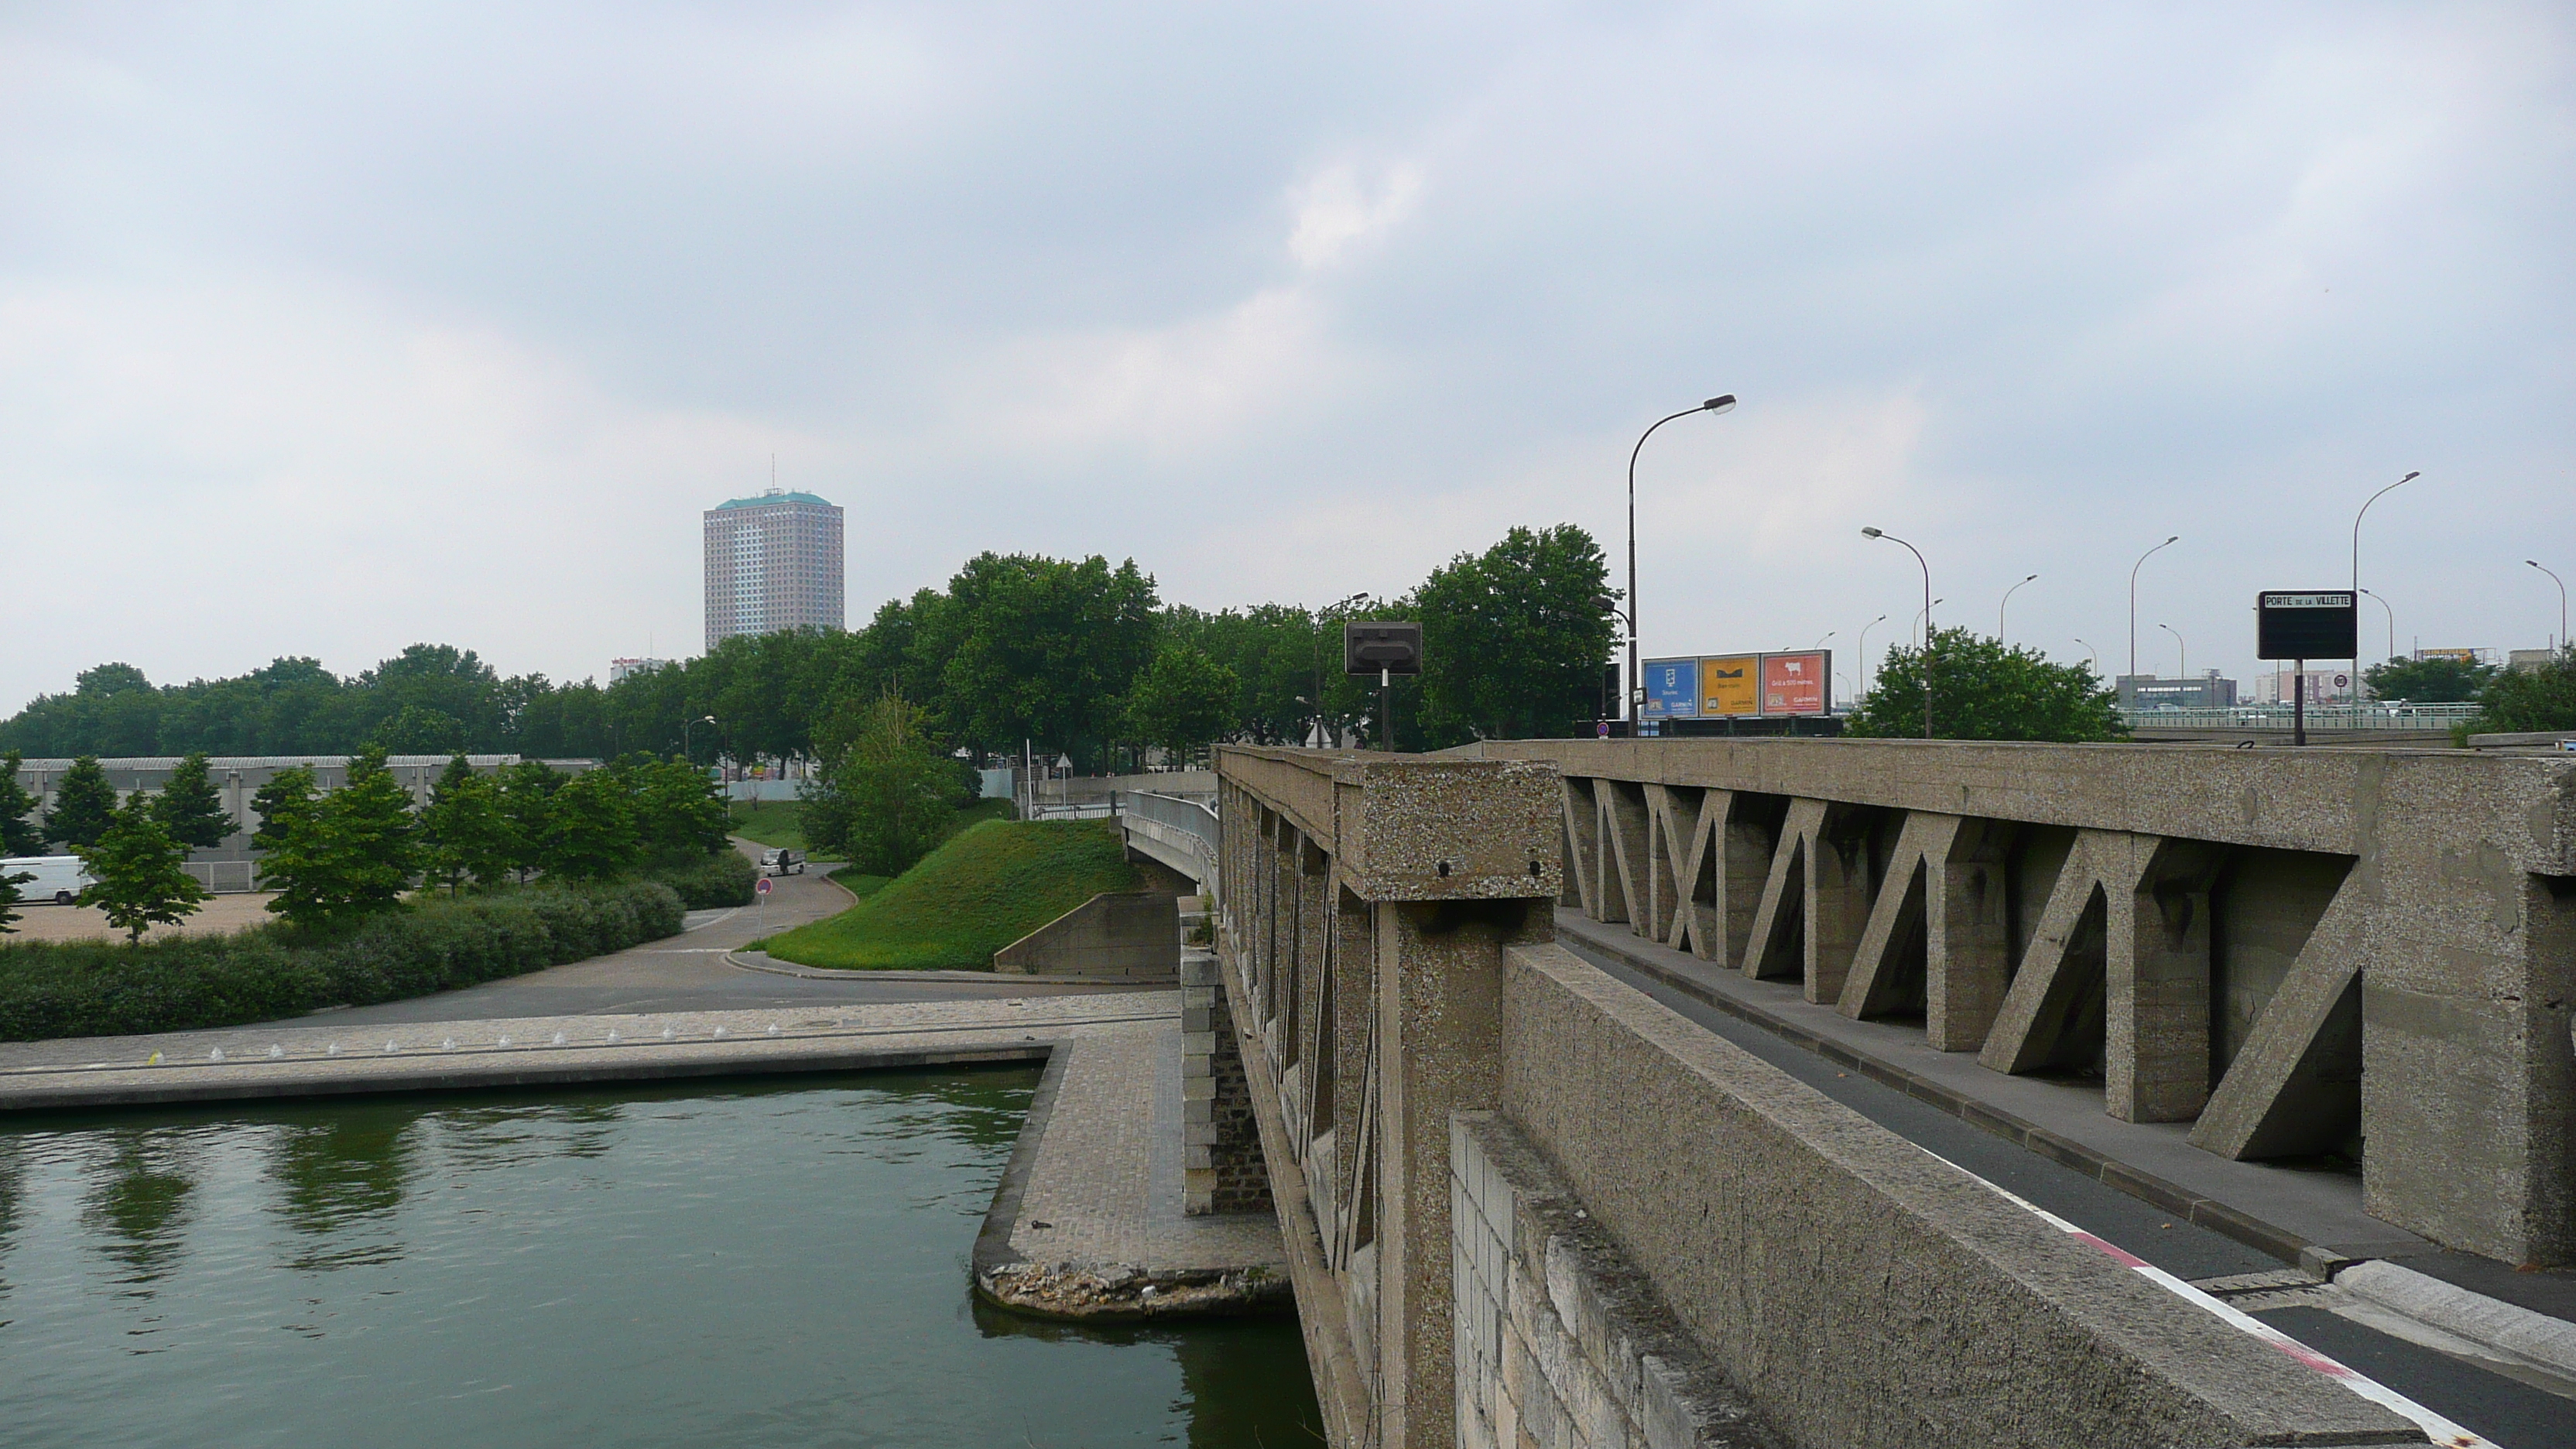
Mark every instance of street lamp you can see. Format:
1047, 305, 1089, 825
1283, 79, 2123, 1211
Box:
1810, 630, 1834, 651
682, 714, 717, 762
2129, 536, 2179, 681
1625, 395, 1737, 721
1862, 527, 1934, 738
1855, 614, 1888, 695
2352, 471, 2421, 680
2072, 638, 2101, 673
2357, 587, 2395, 666
2157, 623, 2187, 680
2530, 560, 2568, 652
1594, 594, 1636, 728
1999, 574, 2037, 642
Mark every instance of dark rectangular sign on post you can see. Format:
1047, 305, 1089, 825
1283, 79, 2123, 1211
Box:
2256, 591, 2358, 660
1344, 622, 1423, 676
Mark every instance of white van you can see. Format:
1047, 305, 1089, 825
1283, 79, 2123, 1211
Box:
2, 855, 94, 906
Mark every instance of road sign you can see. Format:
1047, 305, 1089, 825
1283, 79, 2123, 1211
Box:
2257, 591, 2358, 659
1344, 622, 1423, 675
755, 877, 772, 896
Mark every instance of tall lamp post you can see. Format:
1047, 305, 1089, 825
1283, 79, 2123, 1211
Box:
2357, 587, 2396, 668
2157, 623, 2187, 680
2530, 560, 2567, 651
1623, 395, 1737, 721
2072, 638, 2100, 673
681, 714, 717, 763
2352, 471, 2420, 680
1862, 527, 1934, 738
1855, 614, 1887, 695
1593, 594, 1636, 728
2129, 536, 2179, 681
1999, 574, 2037, 642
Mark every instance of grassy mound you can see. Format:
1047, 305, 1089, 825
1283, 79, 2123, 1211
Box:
728, 800, 807, 849
758, 818, 1139, 971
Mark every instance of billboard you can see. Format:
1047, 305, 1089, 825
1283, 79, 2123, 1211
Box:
1697, 655, 1759, 717
1761, 652, 1831, 715
1639, 657, 1699, 718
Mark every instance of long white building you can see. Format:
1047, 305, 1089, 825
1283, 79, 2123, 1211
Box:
702, 488, 844, 650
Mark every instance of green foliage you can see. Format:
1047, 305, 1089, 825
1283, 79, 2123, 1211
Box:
43, 755, 118, 849
0, 880, 683, 1042
1848, 628, 2124, 742
495, 759, 561, 882
250, 765, 319, 851
644, 849, 758, 908
152, 752, 235, 849
1413, 523, 1615, 745
803, 694, 970, 876
74, 793, 209, 943
420, 755, 513, 895
727, 800, 807, 849
2363, 655, 2497, 703
257, 749, 420, 928
2, 751, 45, 855
1124, 644, 1240, 758
760, 819, 1140, 970
541, 767, 639, 880
0, 864, 30, 935
630, 756, 730, 857
2471, 645, 2576, 735
923, 553, 1162, 769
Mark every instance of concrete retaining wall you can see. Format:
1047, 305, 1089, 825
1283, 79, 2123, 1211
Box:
993, 891, 1178, 981
1496, 938, 2420, 1449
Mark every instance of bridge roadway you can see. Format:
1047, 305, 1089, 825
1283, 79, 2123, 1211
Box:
1556, 924, 2574, 1449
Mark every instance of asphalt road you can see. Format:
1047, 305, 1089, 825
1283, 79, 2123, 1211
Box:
1564, 939, 2576, 1449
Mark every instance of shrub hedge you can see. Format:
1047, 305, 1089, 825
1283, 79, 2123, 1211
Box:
0, 880, 684, 1043
646, 850, 757, 909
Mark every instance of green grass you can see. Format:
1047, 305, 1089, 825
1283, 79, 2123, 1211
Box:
759, 818, 1140, 971
830, 869, 892, 899
728, 800, 807, 849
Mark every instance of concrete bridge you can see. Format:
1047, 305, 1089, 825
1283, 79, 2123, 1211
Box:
1188, 738, 2575, 1449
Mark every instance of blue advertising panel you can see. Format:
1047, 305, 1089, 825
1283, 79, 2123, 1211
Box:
1639, 657, 1699, 718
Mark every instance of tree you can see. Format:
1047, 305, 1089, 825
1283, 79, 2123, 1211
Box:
632, 757, 729, 858
803, 692, 968, 876
44, 755, 118, 849
257, 749, 418, 928
495, 759, 562, 882
2363, 655, 2496, 704
76, 793, 208, 943
1, 750, 44, 856
1413, 524, 1617, 745
542, 767, 639, 880
420, 755, 512, 895
1848, 628, 2124, 742
0, 863, 31, 935
251, 766, 319, 851
152, 752, 235, 849
1124, 644, 1240, 760
2470, 645, 2576, 735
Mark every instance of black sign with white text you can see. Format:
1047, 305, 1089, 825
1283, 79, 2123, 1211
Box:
2256, 591, 2358, 660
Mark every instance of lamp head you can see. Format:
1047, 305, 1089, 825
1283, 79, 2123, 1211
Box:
2164, 535, 2179, 544
1704, 395, 1737, 414
1860, 526, 1883, 539
2400, 471, 2420, 483
1591, 594, 1616, 611
2023, 573, 2038, 582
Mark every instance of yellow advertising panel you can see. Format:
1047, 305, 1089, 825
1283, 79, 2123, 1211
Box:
1698, 655, 1759, 716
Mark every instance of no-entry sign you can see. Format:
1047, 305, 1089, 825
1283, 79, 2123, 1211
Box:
755, 877, 772, 896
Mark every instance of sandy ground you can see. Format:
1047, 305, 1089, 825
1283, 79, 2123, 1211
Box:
5, 892, 280, 944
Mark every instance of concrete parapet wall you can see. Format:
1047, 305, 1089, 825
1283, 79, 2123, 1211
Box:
994, 891, 1179, 981
1497, 939, 2421, 1449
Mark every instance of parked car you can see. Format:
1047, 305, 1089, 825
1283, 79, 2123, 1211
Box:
759, 848, 805, 877
2, 855, 96, 906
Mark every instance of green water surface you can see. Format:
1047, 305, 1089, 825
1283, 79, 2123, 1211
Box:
0, 1070, 1321, 1447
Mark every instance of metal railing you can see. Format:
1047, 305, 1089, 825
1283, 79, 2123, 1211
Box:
2117, 703, 2480, 731
1114, 790, 1221, 900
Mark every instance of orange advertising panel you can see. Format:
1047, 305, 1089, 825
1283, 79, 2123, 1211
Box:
1760, 652, 1829, 715
1697, 655, 1759, 717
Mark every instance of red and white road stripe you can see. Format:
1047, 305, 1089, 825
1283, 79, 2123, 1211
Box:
1920, 1148, 2494, 1449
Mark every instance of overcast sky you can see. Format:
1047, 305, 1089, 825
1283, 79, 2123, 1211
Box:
4, 2, 2570, 713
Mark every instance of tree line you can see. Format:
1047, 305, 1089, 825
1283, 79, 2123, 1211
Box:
0, 524, 1618, 772
0, 750, 733, 941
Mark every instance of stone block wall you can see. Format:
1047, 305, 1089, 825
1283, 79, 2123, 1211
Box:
1182, 947, 1270, 1215
1452, 1112, 1779, 1449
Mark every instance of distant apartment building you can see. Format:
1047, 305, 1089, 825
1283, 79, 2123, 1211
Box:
703, 488, 844, 650
608, 657, 670, 685
2249, 667, 2358, 704
2114, 673, 2239, 709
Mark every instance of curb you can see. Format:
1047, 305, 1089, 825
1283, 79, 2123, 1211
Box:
723, 951, 1170, 988
2336, 1260, 2576, 1382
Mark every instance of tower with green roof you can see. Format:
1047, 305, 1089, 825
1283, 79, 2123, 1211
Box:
703, 486, 844, 649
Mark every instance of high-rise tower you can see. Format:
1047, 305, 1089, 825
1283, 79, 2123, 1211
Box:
703, 488, 844, 649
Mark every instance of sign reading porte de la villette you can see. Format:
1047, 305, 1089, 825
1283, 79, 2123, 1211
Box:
2256, 591, 2358, 660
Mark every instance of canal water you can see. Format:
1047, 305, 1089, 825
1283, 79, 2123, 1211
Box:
0, 1069, 1321, 1447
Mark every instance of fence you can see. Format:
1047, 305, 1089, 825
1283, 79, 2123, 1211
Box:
2116, 702, 2481, 731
